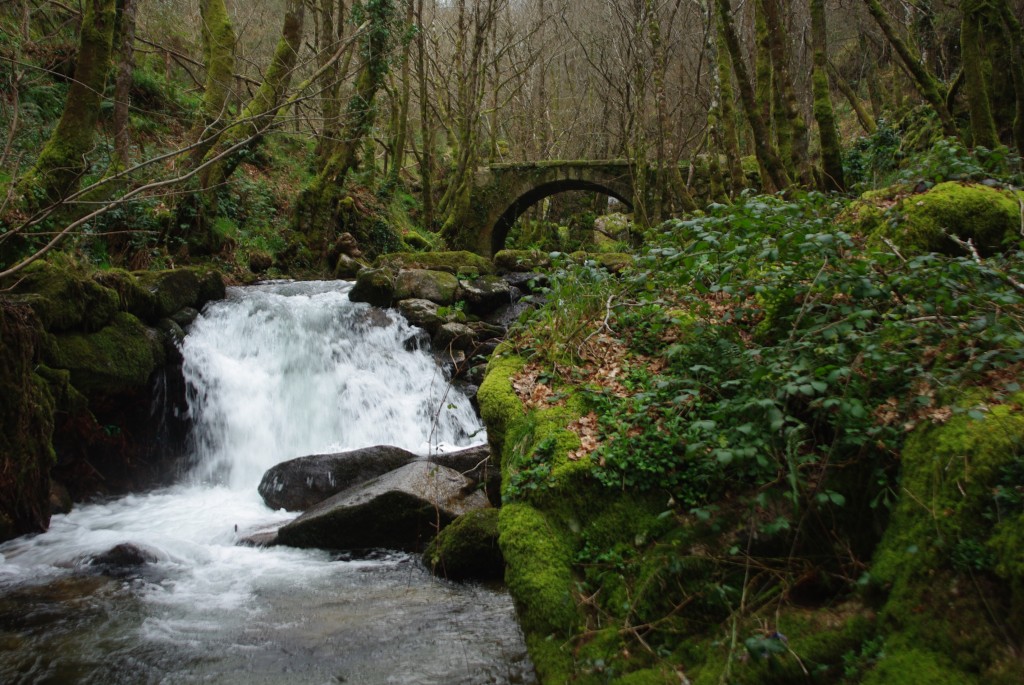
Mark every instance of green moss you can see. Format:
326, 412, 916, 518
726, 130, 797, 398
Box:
134, 269, 201, 318
128, 267, 224, 319
861, 649, 973, 685
869, 394, 1024, 678
375, 250, 495, 275
867, 182, 1024, 256
0, 301, 57, 541
92, 269, 158, 321
498, 502, 579, 677
423, 508, 504, 581
611, 667, 678, 685
9, 261, 119, 332
493, 249, 551, 273
477, 354, 527, 459
52, 312, 163, 393
348, 266, 396, 307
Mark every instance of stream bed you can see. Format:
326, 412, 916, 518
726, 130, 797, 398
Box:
0, 280, 534, 684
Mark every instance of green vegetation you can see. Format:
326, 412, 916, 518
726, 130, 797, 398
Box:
490, 161, 1024, 680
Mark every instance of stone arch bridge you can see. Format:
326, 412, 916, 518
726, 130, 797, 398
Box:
462, 160, 708, 257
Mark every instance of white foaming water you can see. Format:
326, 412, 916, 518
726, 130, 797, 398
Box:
183, 280, 482, 488
0, 281, 532, 685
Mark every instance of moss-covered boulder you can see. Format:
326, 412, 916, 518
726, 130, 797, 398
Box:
0, 300, 56, 541
860, 182, 1024, 256
51, 312, 164, 394
92, 269, 159, 321
133, 267, 225, 319
393, 269, 459, 305
376, 250, 495, 275
9, 261, 119, 332
424, 508, 504, 581
493, 249, 551, 273
458, 274, 516, 315
348, 266, 395, 307
867, 394, 1024, 683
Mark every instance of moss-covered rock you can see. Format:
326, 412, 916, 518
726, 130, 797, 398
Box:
493, 249, 551, 273
861, 182, 1024, 256
133, 267, 225, 319
376, 250, 495, 275
51, 312, 164, 394
499, 502, 579, 661
8, 261, 119, 332
868, 394, 1024, 682
458, 274, 516, 315
423, 508, 504, 581
92, 269, 159, 321
861, 649, 972, 685
0, 300, 56, 541
393, 269, 459, 305
348, 266, 396, 307
477, 353, 527, 459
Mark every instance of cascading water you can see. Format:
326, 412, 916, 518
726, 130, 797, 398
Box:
0, 280, 534, 684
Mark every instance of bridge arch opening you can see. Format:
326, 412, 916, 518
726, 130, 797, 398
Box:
490, 180, 633, 255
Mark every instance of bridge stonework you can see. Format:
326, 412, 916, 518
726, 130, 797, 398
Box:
458, 160, 714, 257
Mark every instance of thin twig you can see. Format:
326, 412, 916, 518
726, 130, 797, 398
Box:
949, 233, 1024, 296
881, 237, 907, 263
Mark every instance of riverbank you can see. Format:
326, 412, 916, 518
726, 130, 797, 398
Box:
482, 185, 1024, 683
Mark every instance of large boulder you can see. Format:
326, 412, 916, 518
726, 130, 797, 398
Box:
433, 322, 477, 352
375, 250, 495, 275
423, 509, 504, 581
493, 249, 551, 273
393, 269, 459, 305
348, 266, 395, 307
50, 312, 164, 393
9, 261, 120, 333
396, 298, 445, 333
132, 268, 225, 319
275, 461, 490, 551
427, 444, 499, 505
855, 182, 1024, 256
258, 445, 419, 511
458, 275, 517, 315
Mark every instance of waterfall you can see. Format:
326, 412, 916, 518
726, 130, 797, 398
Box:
0, 281, 532, 685
182, 280, 483, 488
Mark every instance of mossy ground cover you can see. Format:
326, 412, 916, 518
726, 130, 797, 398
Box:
487, 188, 1024, 682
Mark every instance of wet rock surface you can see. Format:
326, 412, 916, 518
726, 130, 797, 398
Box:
276, 461, 490, 551
258, 445, 420, 512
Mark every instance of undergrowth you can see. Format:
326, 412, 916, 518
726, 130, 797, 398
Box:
503, 189, 1024, 681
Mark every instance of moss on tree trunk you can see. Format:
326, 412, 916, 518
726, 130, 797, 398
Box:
862, 0, 958, 138
810, 0, 845, 191
18, 0, 117, 206
716, 0, 791, 192
961, 0, 1000, 149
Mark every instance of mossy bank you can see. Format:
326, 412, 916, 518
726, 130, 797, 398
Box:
0, 260, 225, 541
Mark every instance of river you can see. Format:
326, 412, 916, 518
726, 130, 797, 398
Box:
0, 280, 534, 684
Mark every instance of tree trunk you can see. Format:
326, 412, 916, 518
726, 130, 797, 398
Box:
199, 0, 306, 196
996, 0, 1024, 149
961, 0, 999, 148
810, 0, 844, 191
112, 0, 137, 167
415, 0, 435, 230
761, 0, 811, 184
828, 61, 877, 134
19, 0, 118, 206
861, 0, 958, 138
716, 0, 791, 192
295, 0, 398, 246
190, 0, 236, 167
715, 16, 745, 193
387, 0, 415, 188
